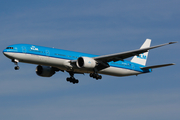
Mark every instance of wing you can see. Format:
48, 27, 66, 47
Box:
93, 42, 177, 63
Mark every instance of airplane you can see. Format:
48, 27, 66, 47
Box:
3, 39, 177, 84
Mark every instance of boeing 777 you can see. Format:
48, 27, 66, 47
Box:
3, 39, 176, 84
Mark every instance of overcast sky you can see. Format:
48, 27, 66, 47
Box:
0, 0, 180, 120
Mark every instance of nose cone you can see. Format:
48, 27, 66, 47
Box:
3, 49, 6, 55
3, 49, 8, 56
2, 49, 12, 58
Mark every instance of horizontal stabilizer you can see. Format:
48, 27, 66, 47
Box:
140, 63, 175, 69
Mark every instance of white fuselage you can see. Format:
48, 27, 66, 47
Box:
4, 52, 142, 77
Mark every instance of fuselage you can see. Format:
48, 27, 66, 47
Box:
3, 44, 151, 77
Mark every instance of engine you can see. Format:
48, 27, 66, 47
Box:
36, 65, 56, 77
76, 57, 97, 69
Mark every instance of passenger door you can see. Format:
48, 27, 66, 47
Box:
22, 46, 26, 53
46, 50, 50, 56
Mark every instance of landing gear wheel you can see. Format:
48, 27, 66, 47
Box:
66, 77, 71, 82
75, 79, 79, 84
14, 66, 19, 70
98, 75, 102, 79
66, 76, 79, 84
90, 73, 93, 77
89, 73, 102, 80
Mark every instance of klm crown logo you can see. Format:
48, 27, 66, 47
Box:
31, 46, 39, 51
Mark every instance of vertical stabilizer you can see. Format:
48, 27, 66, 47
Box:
131, 39, 151, 66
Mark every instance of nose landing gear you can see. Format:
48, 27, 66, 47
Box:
12, 59, 20, 70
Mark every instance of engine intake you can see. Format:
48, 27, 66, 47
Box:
76, 57, 97, 69
36, 65, 56, 77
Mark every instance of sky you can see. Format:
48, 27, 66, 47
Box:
0, 0, 180, 120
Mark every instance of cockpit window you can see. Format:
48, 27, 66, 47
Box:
6, 47, 14, 49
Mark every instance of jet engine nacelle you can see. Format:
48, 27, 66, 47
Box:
36, 65, 55, 77
76, 57, 97, 69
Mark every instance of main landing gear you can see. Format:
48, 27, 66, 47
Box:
89, 73, 102, 80
12, 59, 20, 70
66, 72, 79, 84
